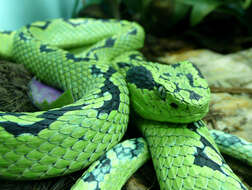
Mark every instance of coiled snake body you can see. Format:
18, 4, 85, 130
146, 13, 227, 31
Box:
0, 18, 250, 190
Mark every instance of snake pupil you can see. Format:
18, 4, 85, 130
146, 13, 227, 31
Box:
158, 85, 166, 100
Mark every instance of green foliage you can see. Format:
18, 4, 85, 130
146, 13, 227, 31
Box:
82, 0, 151, 11
81, 0, 152, 20
82, 0, 103, 8
177, 0, 251, 26
80, 0, 251, 26
179, 0, 221, 26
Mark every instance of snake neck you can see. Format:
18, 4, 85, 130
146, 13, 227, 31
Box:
137, 119, 247, 190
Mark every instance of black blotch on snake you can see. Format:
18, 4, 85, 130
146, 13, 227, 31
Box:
86, 38, 116, 57
187, 123, 227, 175
0, 103, 87, 137
126, 66, 157, 90
63, 19, 89, 27
40, 45, 56, 53
27, 21, 51, 30
66, 53, 90, 62
91, 65, 121, 116
117, 62, 131, 68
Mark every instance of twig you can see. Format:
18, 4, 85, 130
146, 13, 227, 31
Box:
210, 86, 252, 94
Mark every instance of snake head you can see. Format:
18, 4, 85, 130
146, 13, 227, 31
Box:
126, 61, 210, 123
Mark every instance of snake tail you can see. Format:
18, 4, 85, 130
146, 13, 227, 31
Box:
71, 138, 149, 190
210, 130, 252, 166
137, 119, 248, 190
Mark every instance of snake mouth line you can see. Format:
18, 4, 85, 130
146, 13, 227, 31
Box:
167, 112, 207, 123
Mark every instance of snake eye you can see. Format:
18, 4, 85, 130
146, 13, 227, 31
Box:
157, 85, 166, 100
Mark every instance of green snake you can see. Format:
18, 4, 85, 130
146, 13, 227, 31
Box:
0, 18, 251, 190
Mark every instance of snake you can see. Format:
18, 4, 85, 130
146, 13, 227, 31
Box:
0, 18, 251, 190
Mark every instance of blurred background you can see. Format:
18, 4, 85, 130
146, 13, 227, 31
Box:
1, 0, 252, 53
0, 0, 82, 30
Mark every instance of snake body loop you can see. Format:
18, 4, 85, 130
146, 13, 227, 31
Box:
0, 19, 134, 179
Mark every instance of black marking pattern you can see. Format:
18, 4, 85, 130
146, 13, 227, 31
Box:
158, 65, 206, 101
163, 72, 171, 77
187, 122, 226, 174
19, 32, 29, 41
2, 31, 13, 35
127, 28, 137, 35
187, 122, 247, 190
81, 139, 144, 190
0, 113, 25, 117
117, 62, 131, 68
174, 82, 202, 101
129, 53, 144, 61
66, 53, 90, 62
176, 73, 184, 77
91, 65, 120, 116
211, 131, 246, 147
39, 45, 56, 53
192, 63, 205, 79
171, 63, 180, 68
63, 19, 88, 27
113, 138, 144, 159
194, 137, 226, 175
0, 103, 87, 137
170, 103, 178, 109
159, 72, 171, 82
126, 66, 156, 90
186, 73, 208, 90
83, 154, 111, 190
86, 37, 116, 57
28, 21, 51, 30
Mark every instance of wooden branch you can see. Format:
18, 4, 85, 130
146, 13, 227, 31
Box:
210, 87, 252, 94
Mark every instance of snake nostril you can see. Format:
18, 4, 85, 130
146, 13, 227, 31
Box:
170, 103, 178, 109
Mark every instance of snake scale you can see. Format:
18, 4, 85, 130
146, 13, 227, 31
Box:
0, 18, 251, 190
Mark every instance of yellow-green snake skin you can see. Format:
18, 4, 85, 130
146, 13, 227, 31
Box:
0, 18, 250, 190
